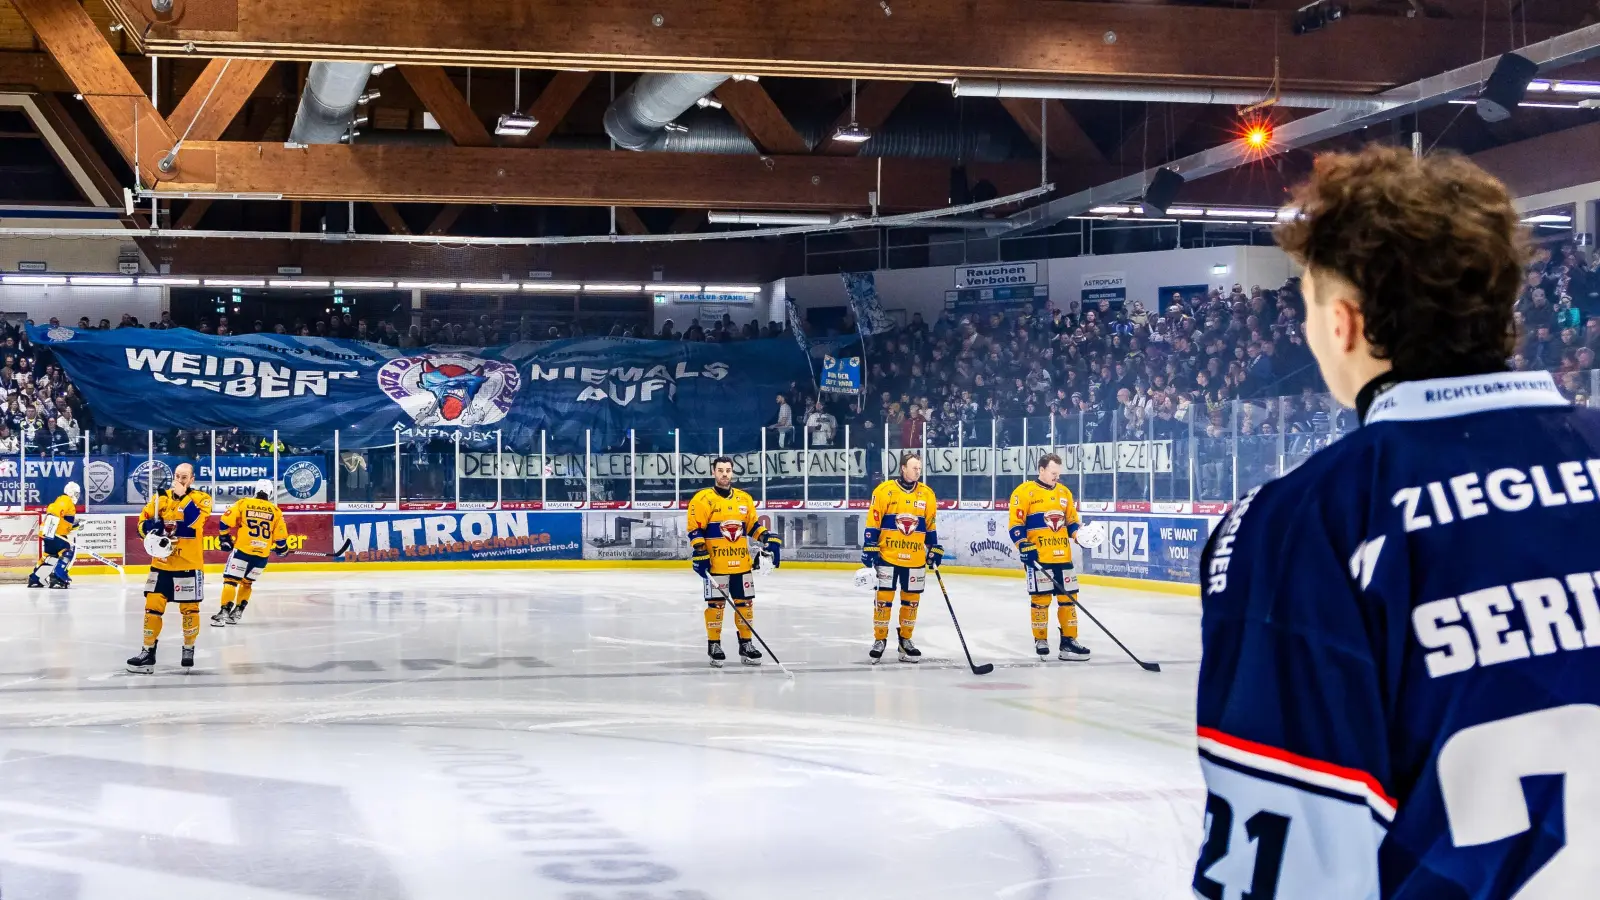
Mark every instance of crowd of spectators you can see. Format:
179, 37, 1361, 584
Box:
1510, 243, 1600, 404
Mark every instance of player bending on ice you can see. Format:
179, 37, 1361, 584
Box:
687, 456, 781, 667
213, 478, 288, 626
1192, 145, 1600, 899
28, 481, 80, 589
861, 453, 943, 663
126, 462, 213, 673
1009, 452, 1092, 661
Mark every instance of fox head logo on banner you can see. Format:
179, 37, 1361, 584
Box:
378, 354, 520, 427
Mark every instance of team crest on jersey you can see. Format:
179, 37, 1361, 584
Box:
1042, 510, 1067, 530
377, 353, 520, 427
894, 514, 919, 535
717, 520, 745, 542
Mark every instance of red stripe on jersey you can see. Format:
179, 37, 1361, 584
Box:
1196, 726, 1398, 810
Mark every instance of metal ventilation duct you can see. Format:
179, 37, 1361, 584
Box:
603, 73, 730, 151
953, 79, 1393, 111
288, 62, 373, 145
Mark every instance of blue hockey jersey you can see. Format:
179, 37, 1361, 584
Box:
1195, 371, 1600, 900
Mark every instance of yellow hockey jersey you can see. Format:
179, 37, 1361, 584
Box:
1008, 479, 1080, 564
43, 494, 78, 538
138, 488, 213, 572
220, 496, 287, 556
686, 486, 769, 575
864, 479, 940, 568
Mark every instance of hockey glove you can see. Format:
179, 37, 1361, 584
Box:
218, 532, 234, 552
861, 547, 880, 569
273, 540, 288, 556
140, 517, 163, 536
927, 545, 944, 569
763, 535, 782, 568
1017, 540, 1040, 567
691, 543, 711, 579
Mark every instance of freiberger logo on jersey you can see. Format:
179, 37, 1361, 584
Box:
894, 514, 920, 535
1042, 510, 1067, 530
377, 353, 521, 427
717, 520, 745, 542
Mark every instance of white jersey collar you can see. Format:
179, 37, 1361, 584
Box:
1364, 371, 1569, 425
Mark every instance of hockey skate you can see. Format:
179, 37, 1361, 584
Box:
181, 646, 195, 669
898, 636, 922, 663
1035, 638, 1050, 658
869, 639, 887, 663
26, 575, 42, 589
210, 604, 233, 627
1059, 636, 1091, 662
226, 604, 245, 625
126, 643, 157, 674
47, 575, 68, 589
738, 638, 763, 666
707, 640, 726, 668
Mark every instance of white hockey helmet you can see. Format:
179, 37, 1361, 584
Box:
254, 478, 275, 499
143, 530, 174, 560
853, 567, 876, 590
64, 481, 81, 499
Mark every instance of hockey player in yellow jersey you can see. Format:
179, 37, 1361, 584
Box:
127, 462, 214, 673
861, 453, 943, 663
28, 481, 80, 589
686, 456, 781, 667
212, 478, 288, 627
1009, 452, 1091, 661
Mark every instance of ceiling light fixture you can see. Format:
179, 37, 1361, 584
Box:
458, 281, 516, 291
137, 276, 201, 286
69, 275, 135, 286
3, 274, 66, 285
332, 280, 396, 289
832, 78, 872, 144
650, 283, 703, 292
583, 283, 644, 293
702, 284, 762, 294
495, 69, 540, 137
1088, 206, 1132, 215
708, 211, 835, 226
520, 282, 583, 292
204, 278, 266, 287
268, 279, 332, 288
395, 280, 457, 290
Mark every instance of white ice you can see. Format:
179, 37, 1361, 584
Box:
0, 567, 1206, 900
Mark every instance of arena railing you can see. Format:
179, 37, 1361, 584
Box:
24, 374, 1596, 515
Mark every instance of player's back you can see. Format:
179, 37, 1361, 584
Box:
1195, 373, 1600, 900
226, 496, 284, 556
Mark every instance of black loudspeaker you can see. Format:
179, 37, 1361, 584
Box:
949, 165, 971, 205
1476, 52, 1538, 123
1141, 168, 1185, 216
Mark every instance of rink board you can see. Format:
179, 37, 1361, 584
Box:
63, 509, 1216, 593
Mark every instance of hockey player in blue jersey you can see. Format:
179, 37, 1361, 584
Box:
1194, 144, 1600, 900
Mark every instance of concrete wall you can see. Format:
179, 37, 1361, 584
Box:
0, 284, 165, 327
651, 284, 779, 335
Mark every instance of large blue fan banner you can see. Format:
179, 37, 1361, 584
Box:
32, 325, 809, 453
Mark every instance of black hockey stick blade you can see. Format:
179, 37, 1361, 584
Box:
933, 569, 993, 676
713, 580, 793, 678
331, 538, 353, 558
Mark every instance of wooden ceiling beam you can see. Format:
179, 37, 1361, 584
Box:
424, 203, 464, 235
511, 70, 593, 148
165, 58, 275, 142
9, 0, 198, 187
372, 201, 412, 235
713, 79, 808, 155
999, 97, 1105, 164
817, 81, 911, 156
614, 207, 651, 236
398, 65, 492, 146
106, 0, 1564, 91
151, 142, 1050, 210
174, 198, 212, 229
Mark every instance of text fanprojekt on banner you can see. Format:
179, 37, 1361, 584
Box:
34, 326, 809, 456
333, 511, 582, 563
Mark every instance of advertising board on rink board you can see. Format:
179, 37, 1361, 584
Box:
331, 511, 582, 563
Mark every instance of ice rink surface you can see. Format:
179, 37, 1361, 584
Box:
0, 567, 1206, 900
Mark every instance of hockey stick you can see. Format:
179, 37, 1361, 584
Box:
712, 580, 794, 679
278, 539, 354, 560
1036, 564, 1161, 673
931, 569, 994, 676
83, 549, 124, 575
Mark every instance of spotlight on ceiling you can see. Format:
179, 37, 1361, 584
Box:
495, 113, 538, 137
832, 78, 872, 144
1476, 52, 1539, 123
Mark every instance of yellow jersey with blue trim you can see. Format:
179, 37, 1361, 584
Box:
864, 479, 940, 568
1008, 479, 1080, 564
44, 494, 78, 538
220, 496, 288, 557
138, 487, 214, 572
686, 486, 769, 576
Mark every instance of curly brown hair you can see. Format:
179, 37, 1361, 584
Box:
1275, 145, 1526, 378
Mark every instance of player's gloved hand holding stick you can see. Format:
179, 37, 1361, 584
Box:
1035, 564, 1160, 673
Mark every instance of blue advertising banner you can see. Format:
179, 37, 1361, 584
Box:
1079, 514, 1218, 583
125, 455, 329, 505
0, 456, 125, 507
332, 511, 582, 563
32, 326, 809, 454
819, 354, 862, 395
